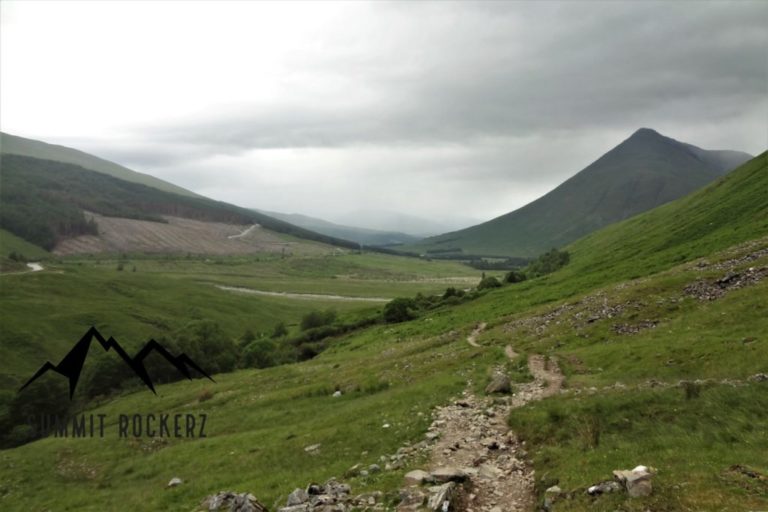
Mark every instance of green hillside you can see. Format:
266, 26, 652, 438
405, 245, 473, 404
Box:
0, 229, 49, 261
0, 132, 199, 198
407, 129, 753, 258
0, 154, 361, 251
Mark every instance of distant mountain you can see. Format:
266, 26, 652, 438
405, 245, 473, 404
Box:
331, 210, 480, 238
406, 128, 753, 258
256, 210, 421, 246
0, 132, 199, 198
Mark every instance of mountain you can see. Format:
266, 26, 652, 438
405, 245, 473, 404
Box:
0, 147, 361, 254
19, 326, 213, 398
331, 210, 480, 238
256, 210, 421, 246
0, 132, 199, 198
406, 128, 753, 258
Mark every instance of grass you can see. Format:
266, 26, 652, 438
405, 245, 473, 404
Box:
509, 383, 768, 511
0, 229, 50, 272
0, 252, 482, 384
0, 322, 499, 511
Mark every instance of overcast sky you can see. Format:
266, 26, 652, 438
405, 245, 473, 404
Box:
1, 1, 766, 227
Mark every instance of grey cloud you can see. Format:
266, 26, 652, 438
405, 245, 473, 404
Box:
135, 1, 767, 156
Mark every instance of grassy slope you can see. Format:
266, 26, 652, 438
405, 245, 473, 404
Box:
0, 154, 766, 510
0, 132, 198, 198
0, 229, 50, 272
406, 129, 753, 258
0, 252, 481, 384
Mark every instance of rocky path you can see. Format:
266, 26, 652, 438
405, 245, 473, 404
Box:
405, 333, 564, 512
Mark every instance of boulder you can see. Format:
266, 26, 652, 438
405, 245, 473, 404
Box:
203, 491, 268, 512
431, 466, 468, 483
613, 466, 654, 497
404, 469, 434, 486
167, 477, 183, 488
286, 488, 309, 506
485, 374, 512, 394
398, 487, 428, 510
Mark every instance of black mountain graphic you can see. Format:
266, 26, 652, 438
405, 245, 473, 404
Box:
19, 326, 214, 398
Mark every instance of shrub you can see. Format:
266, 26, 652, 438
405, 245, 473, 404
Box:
504, 270, 528, 283
271, 322, 288, 339
383, 297, 418, 323
477, 276, 502, 290
300, 309, 337, 331
442, 287, 465, 299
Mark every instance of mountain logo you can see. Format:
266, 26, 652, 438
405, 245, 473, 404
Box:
19, 326, 215, 399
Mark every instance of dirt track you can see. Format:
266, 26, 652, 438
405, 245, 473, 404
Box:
415, 332, 564, 512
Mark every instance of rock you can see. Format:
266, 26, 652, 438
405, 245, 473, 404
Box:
425, 432, 440, 441
427, 482, 456, 511
368, 463, 381, 473
749, 373, 768, 382
587, 480, 621, 495
203, 491, 268, 512
304, 443, 321, 453
382, 423, 391, 428
478, 463, 502, 479
543, 485, 562, 511
404, 469, 434, 486
359, 470, 369, 478
344, 463, 362, 477
613, 466, 654, 497
332, 390, 342, 397
277, 505, 310, 512
431, 466, 468, 483
287, 488, 309, 506
398, 487, 428, 510
485, 374, 511, 394
167, 477, 183, 487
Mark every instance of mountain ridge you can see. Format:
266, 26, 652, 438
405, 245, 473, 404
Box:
0, 132, 199, 198
405, 128, 753, 258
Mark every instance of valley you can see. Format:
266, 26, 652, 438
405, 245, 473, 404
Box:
0, 152, 765, 511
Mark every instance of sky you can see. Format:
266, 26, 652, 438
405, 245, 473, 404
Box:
1, 0, 766, 229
